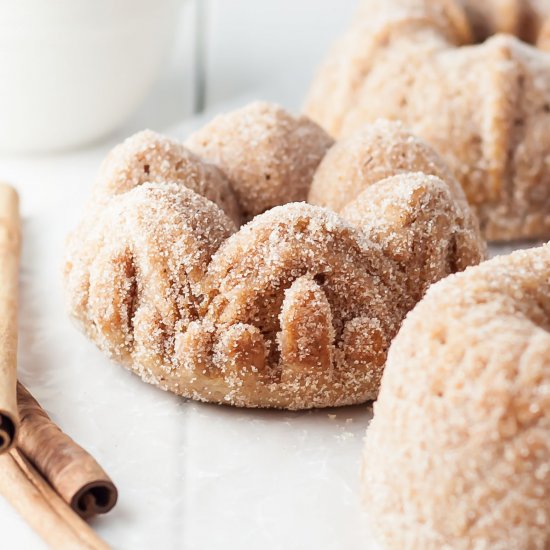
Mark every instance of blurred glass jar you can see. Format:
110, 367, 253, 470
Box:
0, 0, 183, 153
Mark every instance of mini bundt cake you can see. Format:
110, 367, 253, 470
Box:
362, 243, 550, 548
64, 102, 485, 409
305, 0, 550, 241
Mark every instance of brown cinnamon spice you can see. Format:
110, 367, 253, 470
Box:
0, 183, 21, 453
0, 448, 111, 549
0, 183, 116, 543
17, 383, 118, 519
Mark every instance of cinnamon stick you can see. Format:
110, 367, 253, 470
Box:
0, 448, 110, 549
17, 383, 118, 519
0, 183, 21, 453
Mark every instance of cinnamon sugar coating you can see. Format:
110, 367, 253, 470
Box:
309, 119, 466, 211
362, 243, 550, 549
96, 129, 241, 225
64, 183, 236, 374
185, 101, 334, 220
64, 104, 485, 409
341, 173, 483, 305
305, 0, 550, 241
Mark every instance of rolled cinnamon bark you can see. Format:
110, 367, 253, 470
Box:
0, 449, 111, 549
0, 183, 21, 453
17, 383, 118, 519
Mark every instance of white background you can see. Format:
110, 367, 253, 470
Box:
0, 1, 389, 549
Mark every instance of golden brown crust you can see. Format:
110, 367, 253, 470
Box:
305, 0, 550, 241
64, 104, 485, 409
362, 244, 550, 549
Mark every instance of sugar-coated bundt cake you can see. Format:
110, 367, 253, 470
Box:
64, 102, 485, 409
362, 243, 550, 548
305, 0, 550, 241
